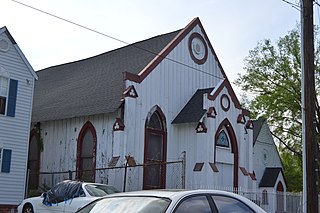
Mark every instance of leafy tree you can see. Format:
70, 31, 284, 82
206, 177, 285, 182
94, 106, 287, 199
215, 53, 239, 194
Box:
235, 26, 320, 191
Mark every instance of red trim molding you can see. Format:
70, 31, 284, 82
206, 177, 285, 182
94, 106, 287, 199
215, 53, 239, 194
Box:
245, 119, 254, 129
207, 106, 217, 118
220, 94, 230, 112
237, 114, 246, 124
113, 118, 125, 131
240, 167, 249, 176
76, 121, 97, 181
209, 162, 219, 172
123, 85, 138, 98
188, 32, 208, 65
196, 122, 207, 133
249, 172, 257, 181
214, 118, 239, 188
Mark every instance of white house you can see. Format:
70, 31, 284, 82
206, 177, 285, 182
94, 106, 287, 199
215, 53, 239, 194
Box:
253, 118, 287, 213
0, 27, 38, 212
30, 17, 257, 195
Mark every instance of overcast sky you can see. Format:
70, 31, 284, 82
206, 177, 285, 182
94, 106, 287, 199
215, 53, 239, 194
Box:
0, 0, 306, 87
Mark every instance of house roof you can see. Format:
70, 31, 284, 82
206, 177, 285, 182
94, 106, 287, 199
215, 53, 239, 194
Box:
259, 167, 285, 187
253, 117, 266, 145
172, 88, 214, 124
32, 29, 181, 122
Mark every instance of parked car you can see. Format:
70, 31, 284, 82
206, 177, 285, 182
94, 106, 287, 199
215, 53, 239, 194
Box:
17, 180, 120, 213
76, 189, 266, 213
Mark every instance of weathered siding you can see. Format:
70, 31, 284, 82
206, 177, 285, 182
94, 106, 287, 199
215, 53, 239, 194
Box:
37, 112, 118, 187
0, 31, 35, 205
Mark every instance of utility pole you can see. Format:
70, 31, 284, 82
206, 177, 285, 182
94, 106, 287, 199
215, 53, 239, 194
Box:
301, 0, 318, 212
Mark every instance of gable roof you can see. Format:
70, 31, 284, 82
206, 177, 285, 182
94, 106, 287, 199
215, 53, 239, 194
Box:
259, 167, 287, 187
172, 88, 214, 124
0, 26, 38, 80
32, 29, 181, 122
32, 17, 237, 122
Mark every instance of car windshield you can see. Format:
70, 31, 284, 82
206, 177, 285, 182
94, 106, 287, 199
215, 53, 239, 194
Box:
84, 184, 120, 197
77, 196, 170, 213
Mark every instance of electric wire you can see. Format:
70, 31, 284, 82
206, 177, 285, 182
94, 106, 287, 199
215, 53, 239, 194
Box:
10, 0, 225, 80
281, 0, 301, 11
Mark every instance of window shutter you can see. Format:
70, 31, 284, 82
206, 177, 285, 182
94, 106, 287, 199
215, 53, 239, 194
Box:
1, 149, 12, 173
6, 79, 18, 117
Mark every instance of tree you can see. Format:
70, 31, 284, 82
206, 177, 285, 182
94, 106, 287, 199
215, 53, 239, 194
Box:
235, 26, 320, 191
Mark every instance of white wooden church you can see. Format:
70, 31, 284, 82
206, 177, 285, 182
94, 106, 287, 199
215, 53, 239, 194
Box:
29, 17, 283, 197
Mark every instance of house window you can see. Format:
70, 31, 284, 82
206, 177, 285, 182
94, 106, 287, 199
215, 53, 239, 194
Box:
262, 189, 268, 205
216, 130, 229, 147
0, 148, 12, 173
0, 76, 9, 115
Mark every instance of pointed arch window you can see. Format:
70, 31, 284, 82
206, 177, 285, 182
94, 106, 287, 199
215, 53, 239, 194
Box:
262, 189, 269, 205
143, 106, 167, 189
77, 121, 97, 182
216, 130, 229, 147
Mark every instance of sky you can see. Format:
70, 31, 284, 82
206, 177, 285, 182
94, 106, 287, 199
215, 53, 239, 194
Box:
0, 0, 306, 89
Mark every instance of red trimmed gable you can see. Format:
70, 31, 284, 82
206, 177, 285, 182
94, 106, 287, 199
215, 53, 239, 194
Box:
124, 17, 228, 84
208, 79, 242, 110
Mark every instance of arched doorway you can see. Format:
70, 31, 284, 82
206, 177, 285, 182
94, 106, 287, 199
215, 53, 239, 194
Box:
214, 118, 239, 189
27, 129, 40, 191
143, 106, 167, 189
276, 181, 284, 212
76, 121, 97, 182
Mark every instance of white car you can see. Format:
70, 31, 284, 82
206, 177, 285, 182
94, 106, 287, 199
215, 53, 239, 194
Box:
17, 180, 120, 213
76, 189, 266, 213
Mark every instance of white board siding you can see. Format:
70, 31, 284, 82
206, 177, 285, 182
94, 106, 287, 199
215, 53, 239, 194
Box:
253, 121, 283, 184
37, 112, 119, 186
0, 32, 35, 205
122, 26, 254, 191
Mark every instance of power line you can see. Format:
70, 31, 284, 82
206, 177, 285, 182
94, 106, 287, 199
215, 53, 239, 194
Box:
281, 0, 301, 11
10, 0, 224, 80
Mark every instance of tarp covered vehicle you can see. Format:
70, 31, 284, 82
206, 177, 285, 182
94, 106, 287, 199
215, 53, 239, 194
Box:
17, 180, 120, 213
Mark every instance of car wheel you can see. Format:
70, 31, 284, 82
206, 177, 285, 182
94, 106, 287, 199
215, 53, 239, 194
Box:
23, 204, 34, 213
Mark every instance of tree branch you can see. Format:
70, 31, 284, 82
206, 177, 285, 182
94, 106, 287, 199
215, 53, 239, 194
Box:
270, 131, 302, 157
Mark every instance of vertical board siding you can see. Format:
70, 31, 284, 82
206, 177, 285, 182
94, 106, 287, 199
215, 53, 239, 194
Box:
38, 112, 117, 187
0, 32, 35, 205
123, 26, 253, 191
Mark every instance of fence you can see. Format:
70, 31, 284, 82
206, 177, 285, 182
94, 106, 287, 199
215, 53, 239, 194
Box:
26, 159, 185, 197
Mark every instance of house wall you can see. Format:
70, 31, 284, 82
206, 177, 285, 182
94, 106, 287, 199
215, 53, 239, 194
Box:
253, 121, 282, 183
122, 25, 255, 190
0, 32, 35, 205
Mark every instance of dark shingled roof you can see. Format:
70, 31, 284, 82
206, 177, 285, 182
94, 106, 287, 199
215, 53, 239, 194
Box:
32, 30, 181, 122
172, 88, 214, 124
253, 117, 266, 145
259, 167, 283, 187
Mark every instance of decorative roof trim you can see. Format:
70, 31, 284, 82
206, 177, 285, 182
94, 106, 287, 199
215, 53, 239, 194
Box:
237, 114, 246, 124
124, 85, 138, 98
249, 172, 257, 181
207, 106, 217, 118
193, 162, 204, 172
240, 167, 249, 176
108, 156, 120, 167
246, 119, 254, 129
113, 118, 125, 131
209, 162, 219, 172
196, 122, 207, 133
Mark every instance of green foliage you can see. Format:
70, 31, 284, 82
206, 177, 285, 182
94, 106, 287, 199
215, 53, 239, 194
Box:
235, 26, 320, 191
